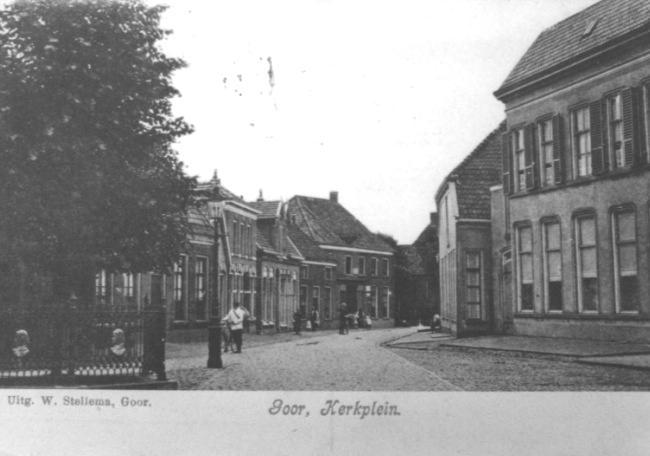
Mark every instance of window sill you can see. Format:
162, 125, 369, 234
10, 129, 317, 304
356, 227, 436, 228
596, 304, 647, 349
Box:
514, 312, 650, 321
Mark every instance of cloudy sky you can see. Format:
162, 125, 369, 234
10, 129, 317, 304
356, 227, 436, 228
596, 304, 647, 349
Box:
156, 0, 597, 244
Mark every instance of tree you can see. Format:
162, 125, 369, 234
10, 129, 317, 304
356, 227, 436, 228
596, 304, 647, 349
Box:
0, 0, 195, 303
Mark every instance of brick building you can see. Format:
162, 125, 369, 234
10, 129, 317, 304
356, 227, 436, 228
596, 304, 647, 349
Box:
248, 198, 303, 331
395, 213, 439, 326
287, 192, 395, 328
436, 123, 505, 336
493, 0, 650, 342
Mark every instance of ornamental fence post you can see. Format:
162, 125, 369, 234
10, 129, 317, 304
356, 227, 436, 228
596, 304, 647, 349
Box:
143, 295, 167, 381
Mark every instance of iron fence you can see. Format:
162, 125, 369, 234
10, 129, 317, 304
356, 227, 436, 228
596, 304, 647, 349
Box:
0, 305, 166, 384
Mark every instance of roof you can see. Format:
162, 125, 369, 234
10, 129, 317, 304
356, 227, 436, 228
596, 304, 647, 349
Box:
287, 223, 332, 262
247, 200, 282, 219
287, 195, 394, 253
435, 122, 505, 220
497, 0, 650, 95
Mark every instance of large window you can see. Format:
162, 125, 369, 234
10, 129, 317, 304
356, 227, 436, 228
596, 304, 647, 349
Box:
95, 269, 109, 303
194, 257, 207, 320
312, 286, 320, 312
370, 258, 378, 276
173, 256, 187, 320
543, 221, 562, 312
232, 221, 238, 254
358, 257, 366, 275
324, 267, 333, 280
516, 225, 534, 311
538, 118, 555, 186
381, 258, 390, 277
513, 128, 526, 191
465, 251, 482, 319
575, 214, 598, 312
607, 93, 624, 169
300, 265, 308, 280
370, 286, 377, 318
323, 287, 332, 320
572, 107, 592, 178
300, 285, 307, 308
612, 208, 638, 312
380, 287, 390, 319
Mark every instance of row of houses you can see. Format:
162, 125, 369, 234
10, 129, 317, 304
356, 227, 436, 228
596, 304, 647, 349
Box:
438, 0, 650, 343
92, 172, 397, 332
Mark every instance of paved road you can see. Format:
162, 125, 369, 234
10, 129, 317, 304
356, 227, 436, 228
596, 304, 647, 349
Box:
167, 328, 461, 390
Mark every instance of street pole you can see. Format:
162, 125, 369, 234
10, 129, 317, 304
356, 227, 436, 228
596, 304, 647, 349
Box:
207, 205, 223, 368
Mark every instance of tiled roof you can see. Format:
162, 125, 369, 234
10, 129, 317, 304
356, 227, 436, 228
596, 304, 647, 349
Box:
247, 200, 281, 219
497, 0, 650, 94
436, 122, 505, 220
287, 196, 394, 253
287, 224, 331, 262
256, 230, 277, 254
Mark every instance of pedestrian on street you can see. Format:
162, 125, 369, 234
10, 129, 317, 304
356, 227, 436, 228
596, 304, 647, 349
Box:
358, 309, 365, 329
223, 301, 249, 353
293, 308, 302, 335
339, 303, 348, 335
310, 307, 319, 331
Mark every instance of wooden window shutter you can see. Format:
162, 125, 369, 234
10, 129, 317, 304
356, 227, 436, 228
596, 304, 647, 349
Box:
502, 132, 513, 195
552, 114, 565, 184
590, 100, 605, 175
524, 124, 537, 190
622, 87, 636, 167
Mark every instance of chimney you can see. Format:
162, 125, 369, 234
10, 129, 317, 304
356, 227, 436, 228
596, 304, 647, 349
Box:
211, 169, 221, 185
329, 191, 338, 203
430, 212, 438, 226
257, 189, 264, 202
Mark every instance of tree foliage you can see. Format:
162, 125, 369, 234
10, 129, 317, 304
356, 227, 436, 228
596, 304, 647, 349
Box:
0, 0, 195, 294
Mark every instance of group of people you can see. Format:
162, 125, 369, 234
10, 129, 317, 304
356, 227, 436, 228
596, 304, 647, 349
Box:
338, 303, 372, 335
293, 306, 320, 335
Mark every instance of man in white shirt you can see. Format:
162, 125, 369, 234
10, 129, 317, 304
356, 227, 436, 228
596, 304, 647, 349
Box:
224, 302, 249, 353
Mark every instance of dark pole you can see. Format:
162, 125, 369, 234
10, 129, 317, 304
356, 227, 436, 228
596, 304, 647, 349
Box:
207, 211, 223, 368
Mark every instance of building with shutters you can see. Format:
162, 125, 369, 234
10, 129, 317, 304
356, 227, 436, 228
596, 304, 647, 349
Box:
436, 123, 505, 336
493, 0, 650, 341
287, 192, 396, 328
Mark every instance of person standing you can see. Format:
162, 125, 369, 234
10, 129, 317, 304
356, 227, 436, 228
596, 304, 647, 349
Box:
293, 308, 302, 335
224, 302, 249, 353
310, 307, 319, 331
339, 303, 348, 335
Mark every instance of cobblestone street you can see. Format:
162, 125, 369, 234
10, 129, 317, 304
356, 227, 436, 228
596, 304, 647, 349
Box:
167, 328, 650, 391
166, 328, 460, 390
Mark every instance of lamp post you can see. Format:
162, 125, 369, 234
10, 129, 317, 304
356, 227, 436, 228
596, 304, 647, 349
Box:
207, 202, 223, 368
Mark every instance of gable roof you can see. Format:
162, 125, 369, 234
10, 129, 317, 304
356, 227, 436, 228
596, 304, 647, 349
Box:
287, 195, 394, 253
287, 223, 331, 262
247, 200, 282, 219
496, 0, 650, 96
435, 122, 505, 220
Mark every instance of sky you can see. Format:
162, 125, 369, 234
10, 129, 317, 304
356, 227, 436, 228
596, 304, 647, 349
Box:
155, 0, 598, 244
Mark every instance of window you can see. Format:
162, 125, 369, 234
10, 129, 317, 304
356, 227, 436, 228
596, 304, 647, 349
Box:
312, 286, 320, 312
232, 221, 238, 254
195, 257, 208, 320
465, 252, 481, 319
358, 257, 366, 275
370, 286, 378, 318
572, 107, 592, 177
300, 285, 307, 308
239, 223, 244, 255
513, 128, 526, 191
325, 267, 333, 280
538, 118, 555, 186
612, 208, 638, 312
381, 258, 389, 277
380, 287, 390, 319
339, 285, 346, 306
575, 214, 598, 312
345, 256, 352, 274
543, 221, 562, 312
173, 256, 186, 320
95, 269, 109, 302
370, 258, 378, 276
323, 287, 332, 320
607, 93, 624, 169
300, 265, 308, 280
123, 272, 135, 306
516, 225, 534, 311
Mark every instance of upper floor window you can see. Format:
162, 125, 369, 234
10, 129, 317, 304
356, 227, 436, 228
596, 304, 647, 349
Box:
300, 265, 308, 280
538, 118, 555, 186
612, 208, 638, 313
572, 107, 592, 178
345, 256, 352, 274
381, 258, 390, 277
324, 267, 333, 280
370, 258, 378, 276
607, 93, 624, 169
232, 221, 238, 254
513, 128, 526, 191
358, 257, 366, 275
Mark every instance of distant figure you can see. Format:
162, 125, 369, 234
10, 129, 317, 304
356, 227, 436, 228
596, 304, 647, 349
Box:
339, 303, 348, 335
224, 302, 249, 353
432, 313, 442, 332
310, 307, 319, 331
365, 314, 372, 330
358, 310, 365, 329
293, 309, 302, 335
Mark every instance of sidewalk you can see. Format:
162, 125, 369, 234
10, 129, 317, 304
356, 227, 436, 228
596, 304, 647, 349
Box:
388, 333, 650, 371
